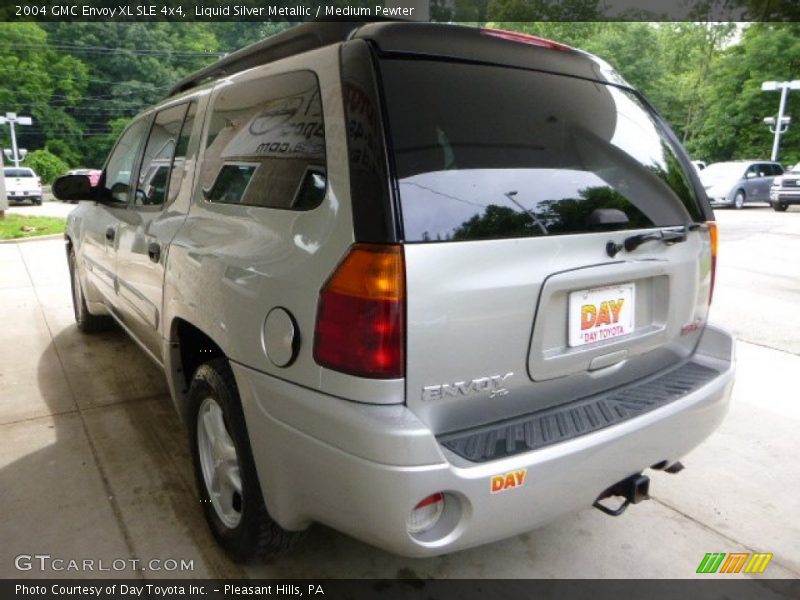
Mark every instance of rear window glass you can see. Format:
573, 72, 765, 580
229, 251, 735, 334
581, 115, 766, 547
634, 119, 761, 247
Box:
379, 59, 703, 242
200, 70, 326, 210
4, 168, 35, 178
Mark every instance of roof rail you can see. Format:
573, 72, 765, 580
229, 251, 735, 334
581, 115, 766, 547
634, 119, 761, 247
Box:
167, 21, 365, 97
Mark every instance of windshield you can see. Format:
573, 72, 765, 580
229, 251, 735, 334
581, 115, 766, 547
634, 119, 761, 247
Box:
4, 168, 35, 178
379, 59, 703, 242
700, 163, 745, 182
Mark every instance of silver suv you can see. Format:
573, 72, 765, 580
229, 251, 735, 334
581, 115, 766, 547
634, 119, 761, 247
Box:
54, 22, 735, 561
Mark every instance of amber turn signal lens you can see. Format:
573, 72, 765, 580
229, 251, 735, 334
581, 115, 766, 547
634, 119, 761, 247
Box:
707, 221, 718, 303
314, 244, 405, 379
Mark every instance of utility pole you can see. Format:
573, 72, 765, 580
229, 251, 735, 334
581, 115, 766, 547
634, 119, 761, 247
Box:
761, 81, 800, 162
0, 112, 33, 167
0, 149, 6, 220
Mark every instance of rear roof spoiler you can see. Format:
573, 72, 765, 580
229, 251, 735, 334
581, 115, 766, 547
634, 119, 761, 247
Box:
167, 20, 626, 99
167, 21, 367, 97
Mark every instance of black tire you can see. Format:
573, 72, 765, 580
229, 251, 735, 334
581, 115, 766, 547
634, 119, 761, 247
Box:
733, 190, 745, 209
773, 202, 788, 212
187, 358, 302, 562
68, 249, 113, 333
32, 198, 42, 206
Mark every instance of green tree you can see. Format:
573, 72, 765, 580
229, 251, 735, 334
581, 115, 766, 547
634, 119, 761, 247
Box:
41, 22, 222, 165
652, 23, 736, 147
24, 149, 70, 184
688, 23, 800, 164
0, 23, 89, 164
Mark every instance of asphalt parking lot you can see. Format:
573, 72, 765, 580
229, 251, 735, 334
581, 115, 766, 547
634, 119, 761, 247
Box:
1, 206, 798, 579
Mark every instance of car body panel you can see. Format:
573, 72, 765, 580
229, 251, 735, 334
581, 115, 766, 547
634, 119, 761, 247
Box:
237, 324, 734, 556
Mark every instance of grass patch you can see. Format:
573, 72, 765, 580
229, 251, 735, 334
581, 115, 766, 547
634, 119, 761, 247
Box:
0, 214, 66, 240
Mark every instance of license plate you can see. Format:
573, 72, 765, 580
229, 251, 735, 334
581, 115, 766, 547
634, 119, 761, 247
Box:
568, 283, 635, 347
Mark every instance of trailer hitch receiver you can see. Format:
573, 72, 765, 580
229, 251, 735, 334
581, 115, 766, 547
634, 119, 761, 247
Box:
593, 474, 650, 517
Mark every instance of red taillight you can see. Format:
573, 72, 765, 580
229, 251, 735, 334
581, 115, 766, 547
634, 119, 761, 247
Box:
707, 221, 718, 303
314, 244, 405, 379
480, 28, 572, 52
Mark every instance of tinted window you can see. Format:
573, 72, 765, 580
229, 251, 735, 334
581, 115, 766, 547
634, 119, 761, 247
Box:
200, 70, 326, 210
4, 168, 34, 178
103, 119, 149, 204
380, 60, 704, 242
205, 164, 257, 204
166, 102, 197, 204
136, 104, 188, 207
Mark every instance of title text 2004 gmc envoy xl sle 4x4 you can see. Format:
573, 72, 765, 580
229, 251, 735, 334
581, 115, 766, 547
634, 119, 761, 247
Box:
53, 22, 735, 561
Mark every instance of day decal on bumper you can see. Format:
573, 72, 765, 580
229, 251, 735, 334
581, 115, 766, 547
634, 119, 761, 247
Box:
490, 469, 527, 493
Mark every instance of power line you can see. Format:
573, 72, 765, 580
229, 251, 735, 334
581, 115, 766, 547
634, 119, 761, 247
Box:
0, 41, 224, 57
0, 77, 172, 89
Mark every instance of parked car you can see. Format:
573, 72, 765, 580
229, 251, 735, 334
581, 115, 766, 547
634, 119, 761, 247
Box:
53, 22, 735, 562
3, 167, 42, 205
769, 162, 800, 211
699, 160, 784, 208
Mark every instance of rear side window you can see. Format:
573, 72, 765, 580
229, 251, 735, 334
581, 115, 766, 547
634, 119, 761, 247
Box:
200, 70, 326, 210
379, 59, 704, 242
4, 168, 34, 178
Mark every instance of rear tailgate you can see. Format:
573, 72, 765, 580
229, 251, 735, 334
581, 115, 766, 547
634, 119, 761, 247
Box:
4, 169, 39, 195
379, 57, 712, 435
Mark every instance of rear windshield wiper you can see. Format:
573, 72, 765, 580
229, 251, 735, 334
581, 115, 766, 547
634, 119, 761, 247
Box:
606, 226, 690, 258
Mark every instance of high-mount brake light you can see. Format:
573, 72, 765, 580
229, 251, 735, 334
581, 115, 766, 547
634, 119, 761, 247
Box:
313, 244, 405, 379
480, 28, 572, 52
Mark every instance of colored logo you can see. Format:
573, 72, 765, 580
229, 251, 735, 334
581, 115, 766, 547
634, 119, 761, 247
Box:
696, 552, 773, 574
490, 469, 527, 493
581, 299, 625, 331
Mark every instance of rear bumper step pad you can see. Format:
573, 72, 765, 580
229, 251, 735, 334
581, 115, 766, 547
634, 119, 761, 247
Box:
438, 361, 719, 463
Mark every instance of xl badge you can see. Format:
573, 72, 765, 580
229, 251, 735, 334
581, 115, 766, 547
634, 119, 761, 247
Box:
421, 372, 513, 402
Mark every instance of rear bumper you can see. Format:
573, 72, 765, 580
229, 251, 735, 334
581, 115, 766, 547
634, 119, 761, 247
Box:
235, 324, 735, 557
708, 199, 733, 207
771, 191, 800, 204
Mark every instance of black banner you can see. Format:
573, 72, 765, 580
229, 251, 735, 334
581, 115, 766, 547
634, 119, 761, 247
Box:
1, 0, 799, 22
3, 579, 800, 600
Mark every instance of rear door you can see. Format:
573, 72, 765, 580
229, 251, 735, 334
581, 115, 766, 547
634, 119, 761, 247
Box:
115, 102, 197, 361
755, 163, 774, 201
79, 119, 149, 306
379, 59, 713, 434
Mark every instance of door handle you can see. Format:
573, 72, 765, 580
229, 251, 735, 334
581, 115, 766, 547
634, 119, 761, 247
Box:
105, 227, 115, 242
147, 242, 161, 263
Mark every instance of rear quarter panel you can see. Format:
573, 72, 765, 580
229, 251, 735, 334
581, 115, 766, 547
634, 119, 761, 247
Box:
163, 45, 404, 408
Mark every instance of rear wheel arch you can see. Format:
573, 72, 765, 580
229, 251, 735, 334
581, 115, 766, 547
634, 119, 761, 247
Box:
169, 318, 227, 420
